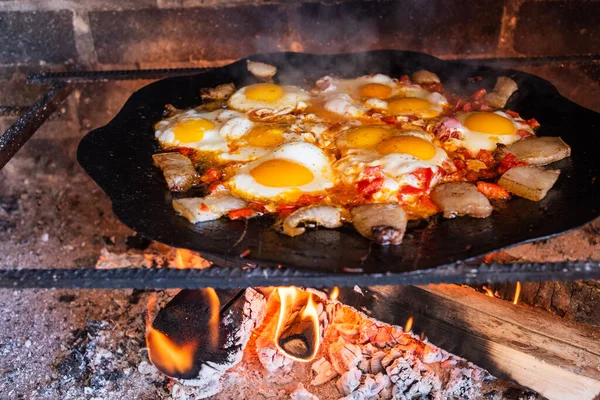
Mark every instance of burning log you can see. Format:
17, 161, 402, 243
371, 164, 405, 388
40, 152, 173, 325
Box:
147, 288, 265, 398
256, 287, 333, 371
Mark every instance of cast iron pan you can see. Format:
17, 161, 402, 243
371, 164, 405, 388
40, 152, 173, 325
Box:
78, 51, 600, 278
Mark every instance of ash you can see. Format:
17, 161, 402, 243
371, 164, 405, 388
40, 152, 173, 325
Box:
0, 289, 172, 399
169, 291, 541, 400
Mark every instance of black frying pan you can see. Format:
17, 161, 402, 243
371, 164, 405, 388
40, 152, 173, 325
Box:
77, 51, 600, 277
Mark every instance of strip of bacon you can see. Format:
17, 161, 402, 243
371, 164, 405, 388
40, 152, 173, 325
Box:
470, 88, 487, 101
477, 181, 511, 199
200, 168, 222, 184
497, 153, 528, 174
228, 208, 255, 220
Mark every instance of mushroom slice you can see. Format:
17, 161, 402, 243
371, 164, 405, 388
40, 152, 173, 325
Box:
411, 70, 441, 85
431, 182, 493, 219
495, 137, 571, 165
483, 76, 518, 108
280, 205, 343, 237
152, 152, 199, 192
247, 60, 277, 82
350, 204, 407, 245
173, 192, 247, 223
200, 83, 236, 101
498, 166, 560, 201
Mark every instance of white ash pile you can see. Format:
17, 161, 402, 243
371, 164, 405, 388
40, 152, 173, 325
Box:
145, 287, 540, 400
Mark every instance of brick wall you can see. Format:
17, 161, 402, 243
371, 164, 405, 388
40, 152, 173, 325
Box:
0, 0, 598, 73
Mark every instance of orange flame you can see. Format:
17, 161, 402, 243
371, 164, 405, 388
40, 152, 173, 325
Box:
513, 281, 521, 305
145, 288, 221, 377
205, 288, 221, 349
174, 248, 210, 269
404, 316, 414, 333
330, 286, 340, 301
274, 287, 320, 362
482, 285, 494, 297
146, 326, 197, 376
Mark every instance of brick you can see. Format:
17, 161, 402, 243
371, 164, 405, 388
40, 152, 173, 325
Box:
89, 6, 290, 65
514, 1, 600, 56
0, 11, 77, 64
291, 0, 503, 56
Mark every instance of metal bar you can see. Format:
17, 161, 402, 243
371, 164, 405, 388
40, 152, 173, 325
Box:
1, 261, 599, 289
27, 68, 214, 84
25, 55, 600, 85
0, 83, 73, 170
462, 54, 600, 66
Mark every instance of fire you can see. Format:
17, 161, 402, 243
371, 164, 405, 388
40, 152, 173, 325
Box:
174, 248, 210, 269
205, 287, 221, 349
145, 288, 221, 378
274, 287, 321, 362
146, 326, 197, 376
482, 285, 494, 297
330, 286, 340, 301
404, 316, 414, 333
513, 281, 521, 305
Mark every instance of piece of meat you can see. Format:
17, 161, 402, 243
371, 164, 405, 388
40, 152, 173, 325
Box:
411, 70, 441, 85
495, 137, 571, 165
430, 182, 493, 218
498, 166, 560, 201
200, 83, 236, 101
483, 76, 518, 108
172, 191, 247, 223
152, 152, 199, 192
350, 204, 407, 245
278, 205, 343, 237
247, 60, 277, 81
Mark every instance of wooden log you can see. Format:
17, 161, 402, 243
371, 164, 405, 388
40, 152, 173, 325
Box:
346, 284, 600, 400
277, 310, 319, 360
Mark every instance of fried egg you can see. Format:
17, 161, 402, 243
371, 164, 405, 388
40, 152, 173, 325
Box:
315, 74, 401, 118
218, 124, 310, 162
371, 86, 448, 118
315, 74, 447, 119
227, 83, 311, 112
228, 142, 334, 202
334, 132, 448, 199
321, 74, 403, 99
435, 111, 533, 153
335, 125, 435, 155
155, 109, 250, 153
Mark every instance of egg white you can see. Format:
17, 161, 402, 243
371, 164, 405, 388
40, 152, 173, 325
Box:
228, 142, 335, 202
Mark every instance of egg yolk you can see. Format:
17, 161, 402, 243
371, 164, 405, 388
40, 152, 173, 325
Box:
245, 126, 286, 148
245, 83, 285, 102
388, 97, 431, 114
464, 112, 516, 135
378, 136, 436, 160
341, 126, 390, 149
173, 118, 215, 143
250, 159, 314, 187
358, 83, 392, 99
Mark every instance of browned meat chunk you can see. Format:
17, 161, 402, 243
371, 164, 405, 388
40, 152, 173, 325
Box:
484, 76, 518, 108
498, 166, 560, 201
351, 204, 407, 245
279, 205, 343, 237
152, 152, 199, 192
495, 137, 571, 165
431, 183, 493, 218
